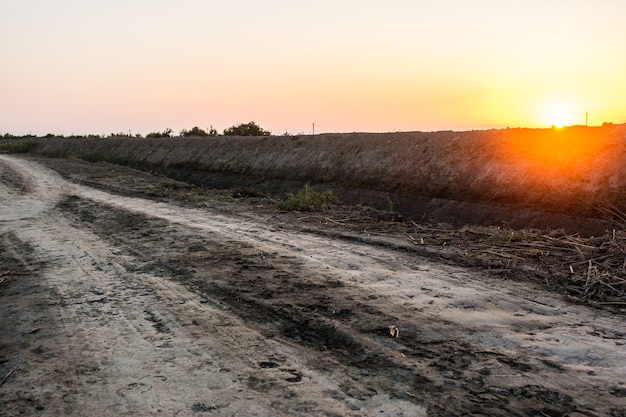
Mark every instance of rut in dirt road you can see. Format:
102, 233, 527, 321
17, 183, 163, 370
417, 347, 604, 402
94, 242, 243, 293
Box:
1, 154, 625, 417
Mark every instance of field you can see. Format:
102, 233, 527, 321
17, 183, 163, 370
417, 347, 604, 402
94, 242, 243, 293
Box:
1, 127, 626, 416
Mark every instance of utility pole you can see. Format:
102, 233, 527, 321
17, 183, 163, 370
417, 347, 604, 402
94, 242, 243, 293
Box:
312, 122, 315, 135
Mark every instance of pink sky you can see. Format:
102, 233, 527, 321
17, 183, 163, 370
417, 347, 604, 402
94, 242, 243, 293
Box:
2, 0, 625, 136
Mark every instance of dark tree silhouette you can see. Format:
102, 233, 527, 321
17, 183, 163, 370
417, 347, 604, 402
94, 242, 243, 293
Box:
146, 128, 173, 138
223, 122, 270, 136
180, 126, 209, 137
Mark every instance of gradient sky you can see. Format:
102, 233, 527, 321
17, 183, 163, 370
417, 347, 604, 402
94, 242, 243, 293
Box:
2, 0, 625, 136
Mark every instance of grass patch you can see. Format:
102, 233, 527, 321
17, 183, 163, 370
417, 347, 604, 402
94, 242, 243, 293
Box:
277, 184, 339, 212
0, 140, 37, 154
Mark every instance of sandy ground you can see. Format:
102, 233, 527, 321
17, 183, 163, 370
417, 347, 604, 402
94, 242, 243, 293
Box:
1, 155, 625, 417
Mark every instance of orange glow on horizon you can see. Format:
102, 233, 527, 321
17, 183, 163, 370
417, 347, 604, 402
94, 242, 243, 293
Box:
2, 2, 626, 136
504, 127, 614, 179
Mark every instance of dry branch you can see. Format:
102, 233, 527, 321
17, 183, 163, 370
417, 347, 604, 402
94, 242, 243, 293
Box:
0, 369, 14, 386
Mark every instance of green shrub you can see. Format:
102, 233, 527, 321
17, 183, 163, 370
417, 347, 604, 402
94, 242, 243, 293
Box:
277, 184, 339, 212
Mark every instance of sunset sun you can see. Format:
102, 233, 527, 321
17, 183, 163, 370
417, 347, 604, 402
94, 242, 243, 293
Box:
539, 100, 581, 128
548, 112, 571, 128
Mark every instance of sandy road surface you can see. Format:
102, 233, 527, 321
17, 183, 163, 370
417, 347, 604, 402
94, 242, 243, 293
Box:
1, 155, 625, 416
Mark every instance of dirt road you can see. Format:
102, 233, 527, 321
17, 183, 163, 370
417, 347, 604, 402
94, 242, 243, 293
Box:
1, 155, 625, 416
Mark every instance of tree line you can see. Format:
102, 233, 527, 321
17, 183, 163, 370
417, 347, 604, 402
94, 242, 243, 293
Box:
1, 122, 271, 140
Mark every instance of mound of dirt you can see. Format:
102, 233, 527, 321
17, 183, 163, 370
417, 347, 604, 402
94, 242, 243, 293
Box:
22, 124, 626, 233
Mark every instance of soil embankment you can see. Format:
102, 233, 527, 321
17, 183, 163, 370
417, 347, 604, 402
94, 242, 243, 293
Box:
24, 124, 626, 233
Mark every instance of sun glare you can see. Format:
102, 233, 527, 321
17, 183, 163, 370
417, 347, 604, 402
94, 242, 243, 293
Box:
550, 112, 570, 129
506, 126, 606, 179
539, 99, 581, 128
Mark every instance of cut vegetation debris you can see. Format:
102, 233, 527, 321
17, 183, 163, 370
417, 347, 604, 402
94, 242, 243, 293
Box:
406, 223, 626, 305
292, 209, 626, 306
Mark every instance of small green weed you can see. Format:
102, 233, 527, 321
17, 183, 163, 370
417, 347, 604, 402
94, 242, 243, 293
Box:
277, 184, 339, 212
386, 196, 395, 213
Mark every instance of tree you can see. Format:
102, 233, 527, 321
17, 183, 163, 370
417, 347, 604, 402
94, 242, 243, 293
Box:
223, 121, 270, 136
180, 126, 210, 137
146, 128, 173, 138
